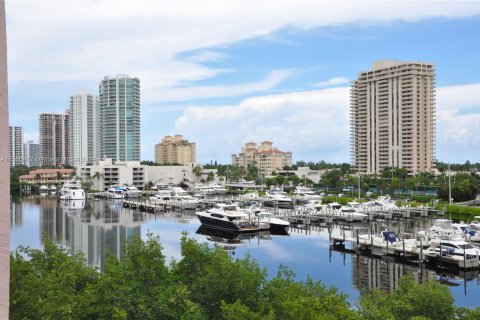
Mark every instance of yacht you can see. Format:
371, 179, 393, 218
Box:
123, 184, 142, 198
49, 185, 57, 193
322, 202, 367, 222
106, 185, 125, 199
196, 203, 269, 232
39, 185, 49, 193
292, 186, 322, 203
59, 179, 85, 200
423, 238, 480, 268
247, 206, 290, 232
262, 191, 293, 209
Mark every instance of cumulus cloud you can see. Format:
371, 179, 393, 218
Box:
175, 86, 351, 162
174, 81, 480, 163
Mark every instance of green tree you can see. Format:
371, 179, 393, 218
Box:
358, 275, 455, 320
193, 165, 203, 182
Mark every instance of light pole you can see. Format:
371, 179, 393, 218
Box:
357, 173, 361, 199
448, 164, 452, 205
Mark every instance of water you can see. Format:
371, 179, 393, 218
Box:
10, 195, 480, 309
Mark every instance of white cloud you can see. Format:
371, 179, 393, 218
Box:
313, 77, 350, 88
6, 1, 480, 101
175, 86, 351, 162
174, 82, 480, 163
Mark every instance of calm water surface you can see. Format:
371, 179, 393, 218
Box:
10, 195, 480, 308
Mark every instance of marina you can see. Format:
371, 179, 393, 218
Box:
10, 194, 480, 308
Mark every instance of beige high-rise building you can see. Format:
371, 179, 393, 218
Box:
350, 60, 436, 175
232, 141, 292, 176
39, 113, 70, 166
155, 134, 196, 165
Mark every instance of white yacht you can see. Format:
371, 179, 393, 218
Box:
106, 185, 125, 199
321, 202, 367, 222
247, 206, 290, 232
196, 203, 269, 232
59, 180, 85, 200
123, 184, 142, 198
39, 185, 49, 193
262, 191, 293, 209
49, 185, 57, 193
292, 186, 322, 203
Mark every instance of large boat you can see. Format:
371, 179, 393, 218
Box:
196, 203, 269, 232
123, 184, 142, 198
106, 185, 125, 199
49, 185, 57, 193
321, 202, 367, 222
247, 206, 290, 232
292, 186, 322, 203
39, 185, 49, 193
59, 180, 86, 200
423, 238, 480, 269
262, 191, 293, 209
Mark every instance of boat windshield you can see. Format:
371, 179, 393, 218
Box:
259, 213, 274, 218
458, 244, 475, 249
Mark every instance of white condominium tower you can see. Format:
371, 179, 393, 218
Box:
350, 60, 436, 175
68, 90, 98, 167
9, 126, 23, 167
98, 75, 140, 162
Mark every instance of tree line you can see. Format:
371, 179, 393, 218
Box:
10, 234, 480, 320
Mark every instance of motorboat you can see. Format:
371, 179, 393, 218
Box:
196, 203, 269, 232
247, 206, 290, 232
123, 184, 142, 198
292, 186, 322, 203
423, 238, 480, 268
49, 185, 57, 193
262, 191, 293, 209
321, 201, 367, 222
59, 180, 86, 200
358, 230, 420, 251
106, 185, 125, 199
425, 219, 465, 240
39, 185, 49, 193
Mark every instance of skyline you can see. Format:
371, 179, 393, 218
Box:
6, 1, 480, 164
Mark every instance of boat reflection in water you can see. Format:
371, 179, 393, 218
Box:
331, 242, 479, 296
195, 225, 289, 252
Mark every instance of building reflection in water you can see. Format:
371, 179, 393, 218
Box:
10, 200, 23, 227
40, 198, 147, 271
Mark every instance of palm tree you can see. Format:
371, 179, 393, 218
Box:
91, 171, 103, 190
193, 165, 202, 182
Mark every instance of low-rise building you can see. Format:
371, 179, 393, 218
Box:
231, 141, 292, 176
78, 158, 196, 190
19, 168, 75, 184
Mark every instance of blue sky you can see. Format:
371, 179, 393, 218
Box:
6, 1, 480, 164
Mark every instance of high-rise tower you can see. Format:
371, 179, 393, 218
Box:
68, 90, 98, 167
39, 113, 70, 166
98, 75, 140, 162
9, 126, 23, 167
350, 60, 436, 175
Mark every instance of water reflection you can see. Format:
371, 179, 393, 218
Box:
36, 197, 148, 271
9, 197, 480, 308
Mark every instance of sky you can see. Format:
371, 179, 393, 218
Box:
6, 0, 480, 164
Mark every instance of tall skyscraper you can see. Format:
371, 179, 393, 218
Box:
68, 90, 98, 167
98, 75, 140, 162
155, 134, 196, 165
23, 140, 40, 167
9, 126, 23, 167
39, 113, 70, 166
350, 60, 436, 175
